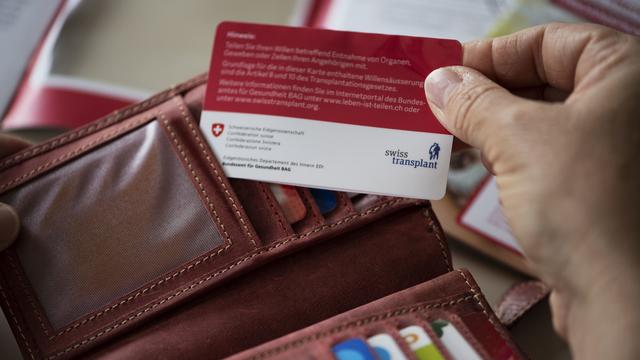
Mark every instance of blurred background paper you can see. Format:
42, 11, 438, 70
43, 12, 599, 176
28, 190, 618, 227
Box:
459, 177, 524, 255
319, 0, 516, 40
0, 0, 62, 118
1, 0, 298, 130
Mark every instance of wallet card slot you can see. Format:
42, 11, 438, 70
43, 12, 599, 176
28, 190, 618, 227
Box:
363, 322, 421, 360
418, 310, 493, 360
399, 315, 455, 360
230, 179, 294, 243
385, 327, 422, 360
323, 191, 356, 224
291, 187, 325, 234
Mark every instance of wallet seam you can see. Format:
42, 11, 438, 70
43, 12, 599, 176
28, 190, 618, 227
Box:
45, 199, 405, 359
169, 96, 258, 247
298, 188, 322, 227
0, 74, 207, 171
167, 96, 256, 247
425, 208, 451, 271
258, 183, 290, 236
159, 106, 234, 245
0, 285, 38, 359
456, 269, 518, 353
7, 253, 52, 341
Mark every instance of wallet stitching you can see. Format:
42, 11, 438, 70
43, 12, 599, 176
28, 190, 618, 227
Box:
171, 97, 257, 247
457, 269, 518, 352
0, 75, 207, 170
425, 209, 451, 271
0, 285, 37, 359
433, 311, 492, 359
46, 199, 403, 358
245, 294, 475, 359
0, 114, 155, 193
159, 103, 234, 247
7, 254, 52, 338
300, 189, 322, 226
258, 183, 290, 236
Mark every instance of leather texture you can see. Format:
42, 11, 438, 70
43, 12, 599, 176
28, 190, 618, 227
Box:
228, 269, 526, 360
0, 73, 523, 359
496, 280, 550, 328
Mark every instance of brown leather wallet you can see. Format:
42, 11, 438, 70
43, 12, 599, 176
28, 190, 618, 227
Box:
0, 74, 524, 359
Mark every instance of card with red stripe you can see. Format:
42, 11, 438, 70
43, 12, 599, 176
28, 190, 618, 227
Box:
201, 22, 461, 199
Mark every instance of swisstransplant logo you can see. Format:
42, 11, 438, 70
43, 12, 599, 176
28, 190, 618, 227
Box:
385, 142, 439, 169
428, 142, 440, 160
211, 123, 225, 137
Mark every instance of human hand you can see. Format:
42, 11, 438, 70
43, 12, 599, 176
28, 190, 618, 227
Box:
0, 134, 30, 250
424, 23, 640, 359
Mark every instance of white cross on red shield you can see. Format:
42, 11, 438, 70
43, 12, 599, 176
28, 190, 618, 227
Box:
211, 123, 224, 137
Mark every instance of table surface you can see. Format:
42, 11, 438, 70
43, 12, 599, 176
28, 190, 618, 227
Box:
0, 1, 570, 358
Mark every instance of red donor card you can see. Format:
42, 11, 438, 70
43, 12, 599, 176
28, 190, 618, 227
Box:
201, 21, 461, 199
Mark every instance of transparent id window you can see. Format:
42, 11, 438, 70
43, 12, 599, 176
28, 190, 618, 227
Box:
1, 121, 223, 329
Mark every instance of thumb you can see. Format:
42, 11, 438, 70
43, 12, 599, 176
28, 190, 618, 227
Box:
0, 203, 20, 250
424, 66, 530, 154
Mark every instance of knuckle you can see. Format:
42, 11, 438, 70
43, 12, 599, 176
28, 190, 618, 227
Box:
447, 82, 500, 136
590, 30, 636, 67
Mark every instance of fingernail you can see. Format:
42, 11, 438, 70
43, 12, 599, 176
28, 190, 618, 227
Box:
425, 68, 462, 110
0, 203, 20, 249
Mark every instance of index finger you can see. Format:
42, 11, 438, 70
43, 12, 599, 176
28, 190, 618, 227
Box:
463, 22, 626, 92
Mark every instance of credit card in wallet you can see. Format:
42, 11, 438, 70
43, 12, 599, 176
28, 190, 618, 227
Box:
332, 338, 377, 360
309, 188, 337, 214
399, 325, 444, 360
367, 333, 407, 360
269, 183, 306, 223
200, 22, 461, 200
431, 320, 481, 360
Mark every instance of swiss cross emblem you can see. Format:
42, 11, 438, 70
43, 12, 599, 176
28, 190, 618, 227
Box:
211, 123, 225, 137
